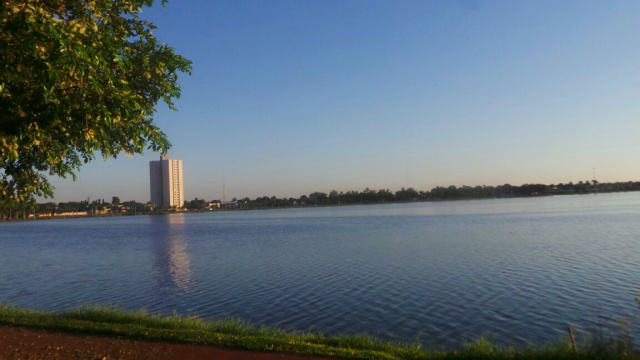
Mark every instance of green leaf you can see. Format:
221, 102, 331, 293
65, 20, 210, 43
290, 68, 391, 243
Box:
0, 0, 191, 202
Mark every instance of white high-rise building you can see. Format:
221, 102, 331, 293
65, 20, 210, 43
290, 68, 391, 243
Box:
149, 155, 184, 208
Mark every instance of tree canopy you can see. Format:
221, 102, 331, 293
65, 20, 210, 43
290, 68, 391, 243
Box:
0, 0, 191, 202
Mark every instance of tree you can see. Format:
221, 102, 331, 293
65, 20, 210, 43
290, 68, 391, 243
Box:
185, 197, 206, 210
328, 190, 339, 204
308, 192, 327, 205
0, 0, 192, 202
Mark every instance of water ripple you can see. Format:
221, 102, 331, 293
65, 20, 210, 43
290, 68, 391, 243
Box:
1, 194, 640, 348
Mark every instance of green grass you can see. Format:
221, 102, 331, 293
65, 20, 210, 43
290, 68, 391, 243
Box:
0, 303, 638, 359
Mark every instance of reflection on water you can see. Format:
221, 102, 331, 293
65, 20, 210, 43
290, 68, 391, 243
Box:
150, 214, 192, 293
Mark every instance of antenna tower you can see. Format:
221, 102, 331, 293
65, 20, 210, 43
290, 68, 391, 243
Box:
222, 175, 226, 203
405, 159, 409, 188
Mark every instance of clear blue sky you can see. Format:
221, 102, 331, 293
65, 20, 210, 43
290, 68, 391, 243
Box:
45, 0, 640, 203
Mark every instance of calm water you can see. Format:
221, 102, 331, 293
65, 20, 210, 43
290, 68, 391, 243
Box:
1, 193, 639, 348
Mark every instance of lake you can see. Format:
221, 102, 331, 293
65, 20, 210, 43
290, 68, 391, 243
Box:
1, 192, 639, 348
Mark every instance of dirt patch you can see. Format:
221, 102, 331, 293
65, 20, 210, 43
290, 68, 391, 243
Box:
0, 326, 339, 360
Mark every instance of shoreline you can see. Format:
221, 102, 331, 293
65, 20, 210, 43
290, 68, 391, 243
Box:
0, 325, 336, 360
1, 304, 635, 359
2, 190, 638, 223
0, 326, 339, 360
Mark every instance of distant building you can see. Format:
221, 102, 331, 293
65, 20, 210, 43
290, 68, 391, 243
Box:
149, 155, 184, 208
221, 200, 238, 209
207, 200, 221, 210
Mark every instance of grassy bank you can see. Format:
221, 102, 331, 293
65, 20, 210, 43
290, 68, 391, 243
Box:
0, 303, 637, 359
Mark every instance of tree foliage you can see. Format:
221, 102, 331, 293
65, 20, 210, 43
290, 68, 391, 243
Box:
184, 197, 206, 210
0, 0, 191, 202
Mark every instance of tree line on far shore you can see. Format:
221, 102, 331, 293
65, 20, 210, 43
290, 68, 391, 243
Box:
213, 180, 639, 210
1, 179, 639, 219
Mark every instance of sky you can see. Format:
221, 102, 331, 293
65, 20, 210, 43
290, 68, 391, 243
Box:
44, 0, 640, 203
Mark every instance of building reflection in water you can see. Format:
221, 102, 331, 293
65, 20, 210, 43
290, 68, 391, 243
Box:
150, 214, 192, 293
